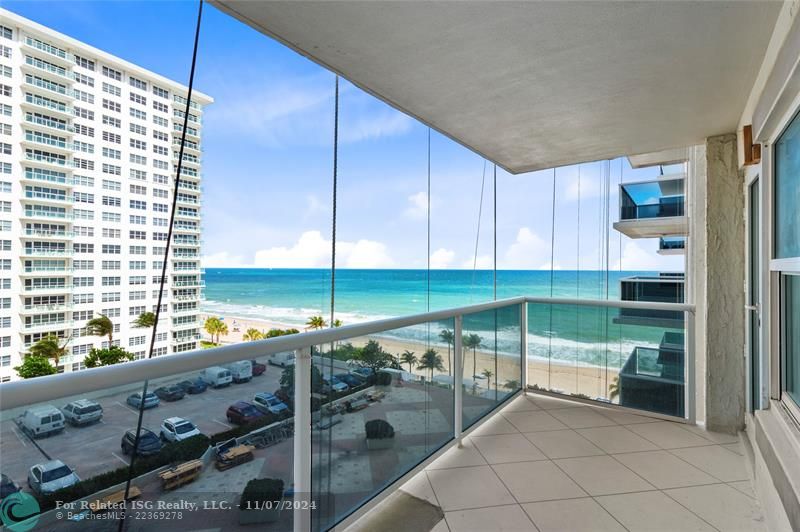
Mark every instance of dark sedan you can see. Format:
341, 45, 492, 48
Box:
120, 428, 163, 456
251, 360, 266, 376
176, 378, 207, 394
154, 385, 186, 402
335, 373, 364, 388
226, 401, 267, 425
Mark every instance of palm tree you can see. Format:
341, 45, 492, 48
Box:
332, 319, 343, 328
439, 329, 455, 377
503, 379, 520, 390
418, 348, 445, 382
609, 376, 620, 401
28, 335, 69, 366
218, 322, 229, 344
463, 333, 482, 380
400, 350, 418, 373
203, 316, 223, 344
243, 328, 263, 341
87, 314, 114, 343
132, 311, 156, 329
306, 315, 327, 330
482, 368, 494, 389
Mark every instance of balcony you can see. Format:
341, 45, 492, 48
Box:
21, 168, 72, 187
20, 303, 73, 314
172, 279, 205, 288
24, 190, 73, 205
24, 113, 74, 135
21, 55, 74, 83
22, 229, 74, 240
22, 36, 72, 65
22, 284, 70, 294
21, 209, 73, 221
22, 265, 73, 274
22, 131, 72, 154
20, 248, 72, 258
658, 236, 686, 255
22, 320, 74, 333
23, 151, 72, 170
615, 274, 685, 327
612, 176, 688, 238
22, 93, 72, 118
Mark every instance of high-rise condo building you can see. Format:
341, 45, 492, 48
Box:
0, 10, 213, 382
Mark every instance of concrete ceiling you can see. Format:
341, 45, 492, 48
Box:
211, 1, 779, 174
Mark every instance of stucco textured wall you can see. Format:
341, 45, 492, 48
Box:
704, 133, 746, 433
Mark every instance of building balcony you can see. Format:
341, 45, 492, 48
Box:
22, 229, 74, 240
612, 176, 688, 238
172, 139, 201, 155
21, 93, 73, 119
20, 248, 72, 258
172, 320, 199, 331
22, 265, 73, 275
172, 279, 205, 288
22, 320, 74, 333
21, 56, 74, 84
22, 284, 71, 294
171, 306, 199, 316
176, 181, 202, 193
21, 75, 75, 101
658, 236, 686, 255
21, 36, 73, 65
23, 190, 73, 205
174, 210, 200, 220
615, 273, 685, 327
21, 168, 73, 187
23, 114, 74, 135
21, 209, 73, 221
175, 195, 201, 206
23, 151, 72, 170
171, 123, 201, 141
20, 303, 73, 314
22, 132, 73, 155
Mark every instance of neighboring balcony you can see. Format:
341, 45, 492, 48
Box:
619, 331, 685, 417
615, 273, 685, 327
658, 236, 686, 255
21, 36, 73, 66
613, 176, 688, 238
22, 93, 73, 119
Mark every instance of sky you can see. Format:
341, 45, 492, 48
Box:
5, 1, 684, 272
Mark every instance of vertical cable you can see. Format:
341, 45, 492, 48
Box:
119, 2, 203, 527
547, 168, 556, 389
469, 160, 487, 301
326, 75, 339, 510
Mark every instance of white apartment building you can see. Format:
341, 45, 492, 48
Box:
0, 10, 212, 382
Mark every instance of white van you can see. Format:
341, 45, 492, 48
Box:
201, 366, 233, 388
19, 405, 65, 438
268, 351, 295, 368
224, 361, 253, 383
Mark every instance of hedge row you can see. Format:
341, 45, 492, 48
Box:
209, 412, 291, 446
38, 434, 210, 511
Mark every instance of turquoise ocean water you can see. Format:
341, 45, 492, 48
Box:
203, 269, 682, 368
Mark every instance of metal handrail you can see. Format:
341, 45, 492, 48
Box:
0, 296, 694, 410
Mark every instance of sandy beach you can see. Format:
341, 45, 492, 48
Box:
200, 312, 620, 399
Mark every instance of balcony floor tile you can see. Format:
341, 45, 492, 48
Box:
548, 406, 618, 429
522, 498, 627, 532
665, 484, 768, 531
669, 445, 750, 482
445, 504, 538, 532
552, 455, 655, 496
471, 433, 547, 464
612, 450, 719, 489
493, 460, 587, 503
576, 425, 659, 454
626, 421, 716, 449
502, 410, 569, 433
596, 490, 716, 531
427, 465, 516, 511
522, 429, 606, 459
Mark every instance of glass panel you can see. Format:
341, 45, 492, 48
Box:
619, 178, 685, 220
784, 275, 800, 406
0, 353, 293, 530
775, 110, 800, 259
527, 301, 686, 417
311, 319, 455, 530
749, 179, 760, 411
461, 305, 522, 429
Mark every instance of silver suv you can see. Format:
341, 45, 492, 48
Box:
62, 399, 103, 426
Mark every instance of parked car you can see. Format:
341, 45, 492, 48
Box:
160, 417, 200, 442
126, 392, 160, 409
27, 460, 80, 495
0, 474, 20, 500
225, 401, 267, 425
120, 428, 163, 456
335, 373, 363, 388
327, 376, 349, 393
350, 367, 374, 380
61, 399, 103, 426
224, 361, 253, 383
253, 393, 289, 416
154, 385, 186, 402
201, 366, 233, 388
176, 378, 208, 394
251, 360, 267, 376
19, 405, 65, 438
268, 352, 295, 367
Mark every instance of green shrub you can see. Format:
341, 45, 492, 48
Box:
365, 419, 394, 440
38, 434, 210, 510
240, 478, 285, 508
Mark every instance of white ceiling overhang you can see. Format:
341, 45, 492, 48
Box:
211, 1, 779, 174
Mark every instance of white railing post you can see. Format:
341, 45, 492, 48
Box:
685, 311, 696, 424
520, 302, 528, 393
293, 346, 312, 532
454, 315, 463, 446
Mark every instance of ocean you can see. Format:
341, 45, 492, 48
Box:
202, 269, 680, 368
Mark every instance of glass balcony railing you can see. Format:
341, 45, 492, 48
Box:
659, 236, 686, 252
616, 274, 685, 326
23, 36, 70, 61
24, 114, 73, 133
619, 178, 685, 221
24, 93, 72, 115
0, 297, 692, 531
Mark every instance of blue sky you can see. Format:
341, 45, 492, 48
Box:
7, 1, 683, 271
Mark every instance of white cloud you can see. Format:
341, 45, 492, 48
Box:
429, 248, 455, 269
612, 241, 662, 271
202, 251, 246, 268
252, 230, 394, 269
503, 227, 550, 269
460, 255, 493, 269
404, 191, 429, 219
204, 76, 412, 148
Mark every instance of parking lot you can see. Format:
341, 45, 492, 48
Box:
0, 357, 286, 492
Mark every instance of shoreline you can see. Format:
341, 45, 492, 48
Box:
200, 312, 622, 398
